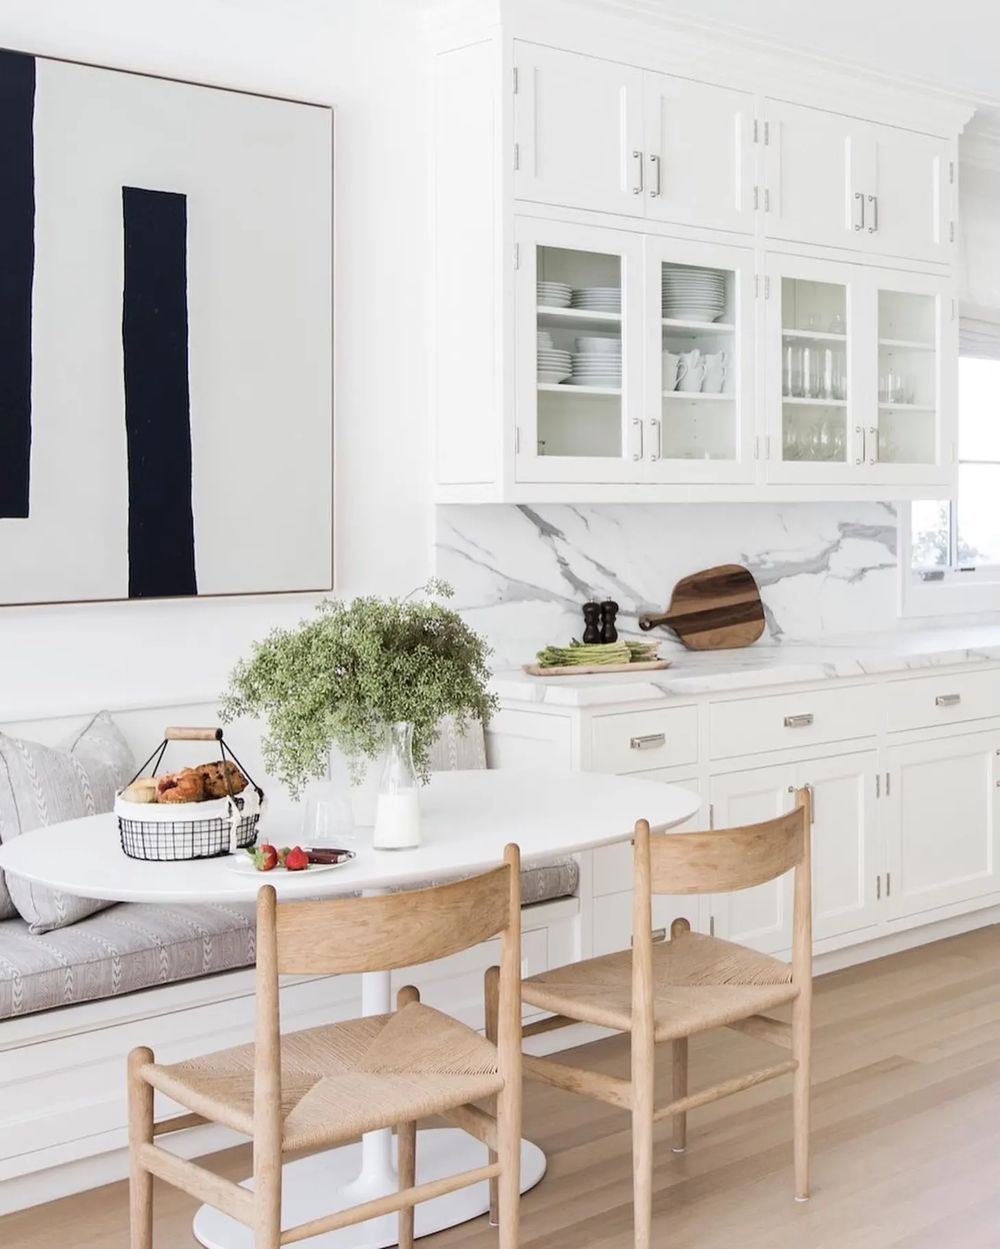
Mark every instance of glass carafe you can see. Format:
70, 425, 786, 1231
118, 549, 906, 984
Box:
373, 722, 421, 849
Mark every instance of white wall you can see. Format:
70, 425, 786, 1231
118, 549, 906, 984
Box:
0, 0, 432, 717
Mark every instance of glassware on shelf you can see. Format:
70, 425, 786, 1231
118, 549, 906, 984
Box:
828, 311, 846, 336
879, 370, 908, 404
801, 345, 822, 399
783, 342, 802, 398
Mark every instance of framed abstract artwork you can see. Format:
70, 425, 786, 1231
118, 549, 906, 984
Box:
0, 50, 332, 605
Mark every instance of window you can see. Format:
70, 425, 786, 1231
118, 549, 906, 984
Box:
911, 356, 1000, 576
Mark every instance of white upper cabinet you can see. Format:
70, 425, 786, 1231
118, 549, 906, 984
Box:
762, 100, 869, 252
865, 124, 953, 263
642, 72, 754, 233
513, 44, 753, 232
513, 44, 644, 217
763, 99, 954, 263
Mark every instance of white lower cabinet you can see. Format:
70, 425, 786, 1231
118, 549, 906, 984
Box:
886, 730, 1000, 920
709, 750, 880, 954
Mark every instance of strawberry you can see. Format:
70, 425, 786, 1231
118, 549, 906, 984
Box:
247, 844, 279, 872
284, 846, 309, 872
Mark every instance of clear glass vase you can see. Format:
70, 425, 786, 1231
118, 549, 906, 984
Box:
372, 722, 421, 850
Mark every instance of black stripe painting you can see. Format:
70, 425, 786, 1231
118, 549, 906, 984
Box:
0, 50, 35, 519
122, 187, 197, 598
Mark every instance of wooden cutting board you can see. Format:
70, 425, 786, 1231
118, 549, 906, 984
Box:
637, 564, 765, 650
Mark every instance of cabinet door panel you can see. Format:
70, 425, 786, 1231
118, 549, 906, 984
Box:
887, 731, 1000, 919
643, 73, 753, 233
764, 100, 868, 251
801, 752, 880, 942
868, 126, 952, 263
513, 43, 643, 217
710, 766, 794, 954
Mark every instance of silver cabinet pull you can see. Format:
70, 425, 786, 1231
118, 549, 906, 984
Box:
632, 417, 643, 462
867, 193, 878, 233
649, 153, 661, 197
853, 191, 865, 231
632, 927, 667, 946
649, 416, 661, 462
630, 733, 665, 750
784, 713, 814, 728
631, 150, 643, 195
855, 424, 864, 466
868, 425, 878, 465
935, 693, 961, 707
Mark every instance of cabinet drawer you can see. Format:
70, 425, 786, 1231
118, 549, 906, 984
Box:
589, 706, 699, 774
886, 669, 1000, 733
709, 685, 875, 759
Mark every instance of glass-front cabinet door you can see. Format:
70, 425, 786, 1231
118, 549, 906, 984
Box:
645, 238, 755, 482
515, 219, 642, 483
764, 253, 862, 483
870, 271, 955, 486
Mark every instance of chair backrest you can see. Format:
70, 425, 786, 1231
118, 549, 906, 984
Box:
646, 807, 808, 896
263, 855, 518, 976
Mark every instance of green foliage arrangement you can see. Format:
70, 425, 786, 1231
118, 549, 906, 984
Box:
221, 580, 497, 798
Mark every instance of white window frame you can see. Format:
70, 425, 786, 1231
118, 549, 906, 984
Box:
901, 337, 1000, 617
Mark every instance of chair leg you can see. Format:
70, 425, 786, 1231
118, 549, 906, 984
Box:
671, 1036, 688, 1154
495, 1025, 521, 1249
397, 985, 420, 1249
484, 965, 500, 1226
792, 989, 812, 1202
631, 1035, 655, 1249
128, 1047, 155, 1249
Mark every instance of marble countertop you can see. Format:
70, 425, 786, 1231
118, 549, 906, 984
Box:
492, 625, 1000, 707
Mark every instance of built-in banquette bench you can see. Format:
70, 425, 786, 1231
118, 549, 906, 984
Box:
0, 701, 582, 1214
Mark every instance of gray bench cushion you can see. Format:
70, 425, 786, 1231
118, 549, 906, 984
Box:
0, 858, 579, 1019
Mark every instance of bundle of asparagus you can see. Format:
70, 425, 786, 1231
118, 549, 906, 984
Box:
534, 639, 661, 668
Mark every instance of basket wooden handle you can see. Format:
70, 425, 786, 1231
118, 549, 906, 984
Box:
164, 726, 223, 742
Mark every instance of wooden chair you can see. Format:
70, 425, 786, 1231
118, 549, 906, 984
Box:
506, 791, 812, 1249
127, 845, 523, 1249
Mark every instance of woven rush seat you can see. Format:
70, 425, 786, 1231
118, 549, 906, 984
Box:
522, 929, 798, 1042
142, 999, 504, 1153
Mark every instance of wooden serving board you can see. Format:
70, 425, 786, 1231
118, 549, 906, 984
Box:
638, 563, 765, 651
523, 659, 672, 677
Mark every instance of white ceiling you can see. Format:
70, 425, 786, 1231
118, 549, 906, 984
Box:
639, 0, 1000, 127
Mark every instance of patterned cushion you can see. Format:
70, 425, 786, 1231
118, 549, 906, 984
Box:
0, 712, 136, 933
427, 716, 488, 771
0, 901, 256, 1019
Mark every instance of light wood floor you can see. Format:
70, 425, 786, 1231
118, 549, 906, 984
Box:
6, 926, 1000, 1249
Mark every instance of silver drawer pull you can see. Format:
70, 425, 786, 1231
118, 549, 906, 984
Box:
935, 693, 961, 707
630, 733, 666, 750
784, 713, 814, 728
632, 927, 667, 946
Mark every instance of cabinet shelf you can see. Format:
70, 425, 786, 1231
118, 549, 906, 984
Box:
537, 382, 621, 396
662, 391, 732, 401
782, 328, 847, 342
878, 338, 935, 351
661, 318, 734, 334
537, 305, 621, 329
782, 397, 848, 407
878, 403, 935, 412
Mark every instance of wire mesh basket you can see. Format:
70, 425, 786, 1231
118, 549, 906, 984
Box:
115, 727, 265, 861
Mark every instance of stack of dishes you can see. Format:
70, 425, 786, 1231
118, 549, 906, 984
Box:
538, 281, 571, 308
571, 286, 621, 314
661, 266, 727, 322
568, 335, 622, 388
537, 330, 571, 384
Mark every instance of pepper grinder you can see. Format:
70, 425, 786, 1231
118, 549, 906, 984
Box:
600, 600, 619, 644
582, 601, 602, 645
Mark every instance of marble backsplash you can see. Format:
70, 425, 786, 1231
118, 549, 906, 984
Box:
435, 502, 906, 669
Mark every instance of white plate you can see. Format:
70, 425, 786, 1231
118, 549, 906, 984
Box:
227, 850, 356, 876
565, 379, 621, 388
538, 371, 571, 383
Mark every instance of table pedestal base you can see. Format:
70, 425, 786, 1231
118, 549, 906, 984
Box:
192, 1129, 546, 1249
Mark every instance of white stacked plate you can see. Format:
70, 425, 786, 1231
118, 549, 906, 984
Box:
569, 342, 622, 388
662, 266, 727, 322
538, 281, 572, 308
537, 346, 572, 384
571, 286, 621, 314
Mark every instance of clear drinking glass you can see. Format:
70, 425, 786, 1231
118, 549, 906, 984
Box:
783, 342, 802, 397
801, 346, 822, 399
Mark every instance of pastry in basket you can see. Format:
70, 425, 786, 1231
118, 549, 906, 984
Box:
196, 760, 248, 800
121, 778, 159, 804
157, 768, 206, 803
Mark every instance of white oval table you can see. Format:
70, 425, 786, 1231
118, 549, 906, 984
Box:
0, 769, 699, 1249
